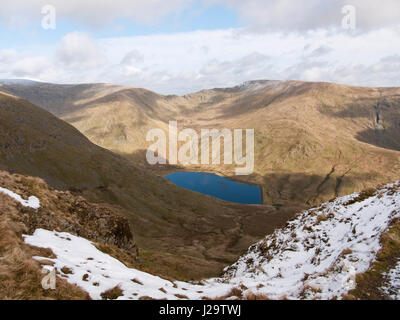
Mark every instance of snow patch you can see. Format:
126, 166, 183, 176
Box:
0, 187, 40, 209
24, 229, 232, 300
239, 80, 285, 92
380, 259, 400, 300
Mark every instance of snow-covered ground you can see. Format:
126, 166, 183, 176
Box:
224, 183, 400, 299
380, 259, 400, 300
11, 182, 400, 300
24, 229, 233, 300
0, 187, 40, 209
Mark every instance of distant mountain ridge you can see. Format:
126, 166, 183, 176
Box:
2, 79, 400, 209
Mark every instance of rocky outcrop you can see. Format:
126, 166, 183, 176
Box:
0, 170, 137, 255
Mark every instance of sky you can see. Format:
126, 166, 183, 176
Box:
0, 0, 400, 94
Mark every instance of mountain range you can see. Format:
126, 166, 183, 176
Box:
0, 79, 400, 299
2, 79, 400, 209
0, 88, 298, 281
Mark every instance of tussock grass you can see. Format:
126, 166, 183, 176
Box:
244, 291, 271, 300
131, 278, 143, 285
0, 195, 90, 300
174, 293, 189, 299
344, 188, 377, 206
139, 296, 157, 300
100, 286, 123, 300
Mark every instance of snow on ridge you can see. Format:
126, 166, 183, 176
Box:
23, 182, 400, 300
239, 80, 285, 92
0, 187, 40, 209
225, 182, 400, 299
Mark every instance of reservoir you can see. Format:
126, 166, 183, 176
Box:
165, 172, 262, 205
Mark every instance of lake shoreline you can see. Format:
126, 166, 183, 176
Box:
165, 171, 263, 205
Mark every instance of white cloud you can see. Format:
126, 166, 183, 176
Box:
120, 50, 144, 65
0, 0, 190, 27
308, 45, 333, 58
0, 0, 398, 31
12, 56, 49, 77
0, 50, 18, 65
200, 52, 270, 80
107, 28, 400, 92
216, 0, 400, 31
1, 27, 400, 93
56, 32, 107, 69
0, 50, 50, 78
0, 1, 398, 93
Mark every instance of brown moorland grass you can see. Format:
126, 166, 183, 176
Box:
100, 286, 124, 300
0, 170, 140, 299
0, 194, 90, 300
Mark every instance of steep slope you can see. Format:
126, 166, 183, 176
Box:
224, 183, 400, 300
0, 80, 185, 158
189, 81, 400, 207
0, 91, 297, 280
22, 181, 400, 300
0, 80, 125, 116
0, 169, 136, 299
2, 80, 400, 209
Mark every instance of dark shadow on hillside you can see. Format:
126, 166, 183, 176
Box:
122, 148, 184, 175
355, 129, 400, 152
318, 96, 400, 152
225, 170, 383, 210
215, 82, 314, 120
123, 148, 387, 211
317, 98, 376, 119
75, 89, 179, 123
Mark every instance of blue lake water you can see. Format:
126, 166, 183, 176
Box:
165, 172, 262, 205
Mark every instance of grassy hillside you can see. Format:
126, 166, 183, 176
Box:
0, 169, 135, 299
0, 91, 298, 280
3, 80, 400, 210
